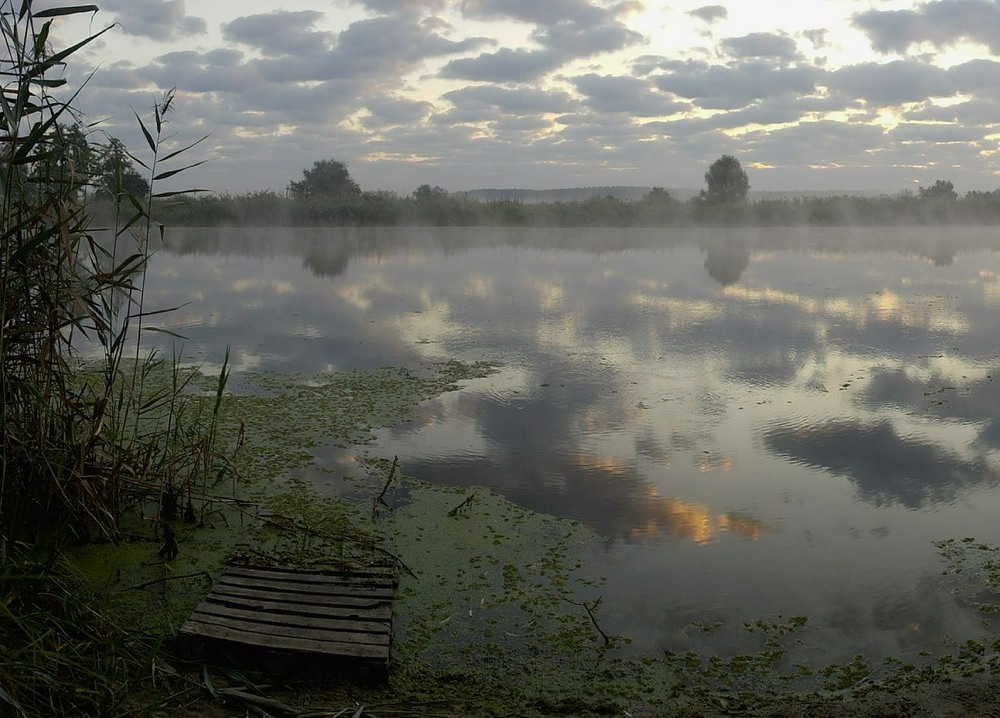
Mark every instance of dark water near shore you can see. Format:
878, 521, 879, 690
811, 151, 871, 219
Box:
144, 225, 1000, 663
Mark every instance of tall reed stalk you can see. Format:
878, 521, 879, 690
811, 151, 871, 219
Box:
1, 1, 227, 714
1, 0, 215, 552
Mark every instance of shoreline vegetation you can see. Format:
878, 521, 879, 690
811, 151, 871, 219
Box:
136, 182, 1000, 229
4, 1, 1000, 716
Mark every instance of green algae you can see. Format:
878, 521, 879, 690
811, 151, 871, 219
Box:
62, 358, 1000, 717
65, 359, 501, 635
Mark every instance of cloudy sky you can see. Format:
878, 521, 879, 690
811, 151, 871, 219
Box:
40, 0, 1000, 194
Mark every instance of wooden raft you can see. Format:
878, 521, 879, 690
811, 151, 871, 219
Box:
178, 565, 397, 677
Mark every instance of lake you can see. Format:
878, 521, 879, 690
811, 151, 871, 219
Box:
144, 225, 1000, 665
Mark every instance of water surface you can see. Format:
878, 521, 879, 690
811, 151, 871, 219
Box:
146, 226, 1000, 663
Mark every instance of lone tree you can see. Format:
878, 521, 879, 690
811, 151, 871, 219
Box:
94, 136, 150, 199
289, 158, 361, 199
700, 154, 749, 205
918, 179, 957, 201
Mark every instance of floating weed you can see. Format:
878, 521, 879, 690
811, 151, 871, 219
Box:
935, 537, 1000, 620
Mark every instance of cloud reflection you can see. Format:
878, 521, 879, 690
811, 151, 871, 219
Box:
764, 419, 997, 508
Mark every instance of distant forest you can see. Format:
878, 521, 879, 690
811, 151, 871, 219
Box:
141, 184, 1000, 228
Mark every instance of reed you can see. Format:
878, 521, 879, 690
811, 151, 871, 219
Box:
0, 3, 224, 713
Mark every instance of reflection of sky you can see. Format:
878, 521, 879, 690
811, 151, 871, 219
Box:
137, 226, 1000, 662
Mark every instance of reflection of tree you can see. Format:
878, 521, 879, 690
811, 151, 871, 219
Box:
764, 419, 996, 508
302, 245, 350, 278
155, 225, 1000, 275
703, 243, 750, 286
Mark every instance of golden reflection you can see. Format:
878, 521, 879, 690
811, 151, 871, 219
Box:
721, 286, 821, 313
569, 453, 766, 544
696, 454, 733, 473
531, 278, 565, 310
627, 496, 766, 544
337, 274, 392, 310
870, 289, 902, 321
629, 294, 724, 329
465, 274, 493, 300
721, 285, 969, 334
232, 278, 295, 294
980, 271, 1000, 307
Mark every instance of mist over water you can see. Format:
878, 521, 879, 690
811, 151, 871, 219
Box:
146, 226, 1000, 663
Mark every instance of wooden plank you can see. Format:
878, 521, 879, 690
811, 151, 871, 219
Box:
186, 612, 389, 649
192, 602, 390, 639
203, 592, 392, 621
179, 565, 396, 673
211, 582, 392, 610
218, 573, 395, 599
184, 612, 388, 652
181, 619, 387, 659
224, 566, 397, 588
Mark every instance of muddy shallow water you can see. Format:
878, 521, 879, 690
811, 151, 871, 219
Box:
140, 225, 1000, 665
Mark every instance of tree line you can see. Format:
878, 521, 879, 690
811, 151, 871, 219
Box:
78, 144, 1000, 228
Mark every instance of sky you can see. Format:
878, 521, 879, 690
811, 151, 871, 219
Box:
34, 0, 1000, 195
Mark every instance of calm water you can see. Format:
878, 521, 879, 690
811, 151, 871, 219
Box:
146, 225, 1000, 664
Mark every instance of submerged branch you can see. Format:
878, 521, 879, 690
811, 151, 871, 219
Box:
372, 455, 398, 519
560, 594, 610, 646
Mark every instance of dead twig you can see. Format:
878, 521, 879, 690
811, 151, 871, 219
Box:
560, 594, 611, 645
125, 570, 212, 592
372, 455, 399, 519
447, 492, 476, 517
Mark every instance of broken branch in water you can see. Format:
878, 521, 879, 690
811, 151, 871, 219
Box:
560, 594, 611, 645
372, 455, 399, 519
447, 492, 476, 517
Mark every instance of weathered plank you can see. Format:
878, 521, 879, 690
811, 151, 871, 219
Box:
209, 582, 392, 609
192, 602, 391, 638
184, 611, 390, 648
182, 620, 388, 659
223, 565, 396, 586
217, 573, 395, 599
177, 564, 397, 675
201, 592, 392, 621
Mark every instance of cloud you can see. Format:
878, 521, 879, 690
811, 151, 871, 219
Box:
100, 0, 205, 40
351, 0, 447, 15
364, 95, 434, 127
223, 11, 332, 57
688, 5, 728, 24
825, 60, 953, 105
440, 48, 560, 83
218, 14, 491, 86
649, 59, 823, 110
854, 0, 1000, 55
720, 32, 799, 61
139, 50, 262, 93
572, 73, 688, 117
459, 0, 643, 64
443, 85, 576, 115
803, 28, 829, 48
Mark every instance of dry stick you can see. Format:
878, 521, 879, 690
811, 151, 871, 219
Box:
125, 570, 213, 592
560, 595, 611, 646
447, 492, 476, 517
372, 455, 399, 518
250, 508, 419, 580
